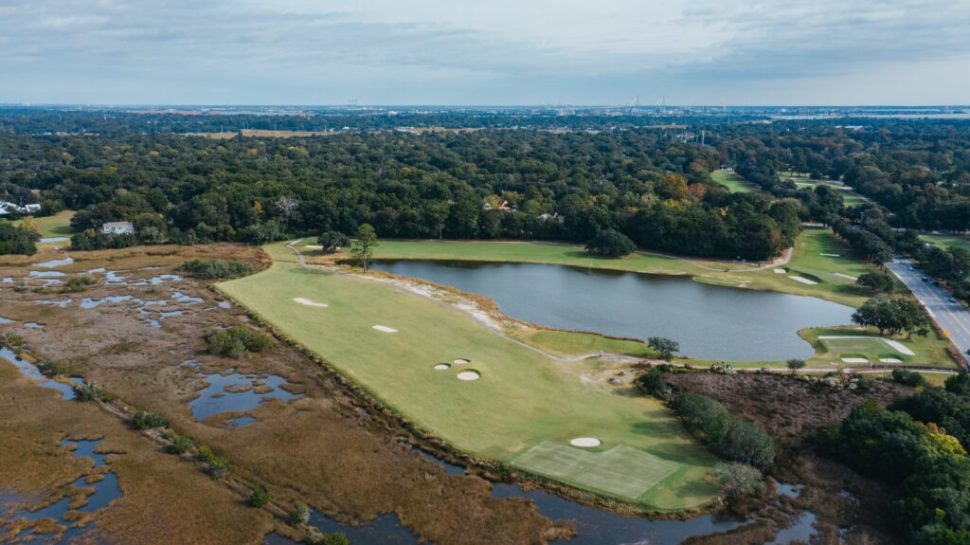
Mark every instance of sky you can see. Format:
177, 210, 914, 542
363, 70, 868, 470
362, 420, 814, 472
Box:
1, 0, 969, 106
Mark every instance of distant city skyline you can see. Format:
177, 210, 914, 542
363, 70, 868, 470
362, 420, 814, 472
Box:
2, 1, 969, 106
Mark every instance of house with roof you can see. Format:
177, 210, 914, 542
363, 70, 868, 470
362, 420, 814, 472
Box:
100, 221, 135, 235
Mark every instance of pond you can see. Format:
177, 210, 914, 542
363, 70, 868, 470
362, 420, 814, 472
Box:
189, 372, 302, 422
372, 261, 855, 361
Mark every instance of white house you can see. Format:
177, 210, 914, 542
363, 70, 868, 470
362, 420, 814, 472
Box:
0, 201, 41, 216
100, 221, 135, 235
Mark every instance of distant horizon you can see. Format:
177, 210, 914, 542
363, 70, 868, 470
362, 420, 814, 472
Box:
2, 103, 969, 109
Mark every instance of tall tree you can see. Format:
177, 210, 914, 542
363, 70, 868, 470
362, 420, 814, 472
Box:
351, 224, 379, 271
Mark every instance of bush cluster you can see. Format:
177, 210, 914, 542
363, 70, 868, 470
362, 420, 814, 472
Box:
204, 327, 273, 357
669, 393, 776, 469
178, 259, 253, 280
132, 411, 169, 430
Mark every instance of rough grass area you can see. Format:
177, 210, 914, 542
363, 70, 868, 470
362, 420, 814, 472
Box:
368, 228, 880, 307
711, 169, 759, 193
219, 253, 721, 511
512, 442, 681, 501
802, 326, 958, 369
12, 210, 76, 238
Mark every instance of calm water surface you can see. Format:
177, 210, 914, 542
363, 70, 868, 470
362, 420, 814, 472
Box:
372, 260, 855, 361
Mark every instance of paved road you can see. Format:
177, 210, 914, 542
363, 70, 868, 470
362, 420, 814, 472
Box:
887, 258, 970, 369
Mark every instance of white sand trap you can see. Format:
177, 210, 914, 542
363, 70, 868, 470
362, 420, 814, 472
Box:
303, 245, 323, 250
880, 358, 903, 364
372, 325, 398, 333
821, 253, 841, 257
883, 339, 915, 356
453, 358, 471, 365
789, 275, 818, 285
841, 357, 869, 364
569, 437, 602, 448
433, 363, 451, 371
832, 273, 857, 281
773, 268, 787, 274
293, 297, 328, 308
456, 370, 481, 381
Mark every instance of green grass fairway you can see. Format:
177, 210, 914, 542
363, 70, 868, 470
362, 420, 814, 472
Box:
712, 169, 759, 193
369, 228, 880, 307
779, 173, 868, 208
219, 252, 720, 510
512, 442, 680, 500
12, 210, 76, 238
920, 234, 970, 254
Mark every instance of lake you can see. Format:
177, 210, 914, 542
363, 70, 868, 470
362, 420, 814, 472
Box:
372, 260, 855, 361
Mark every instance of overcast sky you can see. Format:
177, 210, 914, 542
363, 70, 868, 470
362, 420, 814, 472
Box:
2, 0, 969, 105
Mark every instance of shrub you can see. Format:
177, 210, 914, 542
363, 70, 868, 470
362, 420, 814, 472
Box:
204, 327, 273, 357
712, 462, 765, 497
165, 434, 194, 455
132, 411, 169, 430
178, 259, 253, 280
74, 383, 108, 402
317, 231, 350, 253
585, 229, 635, 258
196, 445, 231, 476
289, 502, 311, 525
62, 275, 97, 292
892, 368, 927, 388
945, 373, 970, 396
304, 529, 350, 545
856, 271, 895, 292
248, 485, 270, 508
636, 369, 668, 398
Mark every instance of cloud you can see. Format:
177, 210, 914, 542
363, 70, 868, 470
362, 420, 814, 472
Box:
0, 0, 967, 104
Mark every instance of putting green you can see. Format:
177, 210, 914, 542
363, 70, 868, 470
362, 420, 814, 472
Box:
218, 255, 720, 510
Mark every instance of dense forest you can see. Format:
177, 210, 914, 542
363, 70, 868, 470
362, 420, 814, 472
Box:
2, 110, 969, 262
0, 124, 801, 260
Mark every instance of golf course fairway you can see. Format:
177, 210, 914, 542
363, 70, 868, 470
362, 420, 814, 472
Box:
218, 250, 721, 511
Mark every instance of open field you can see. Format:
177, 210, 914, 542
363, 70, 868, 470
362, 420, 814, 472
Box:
367, 228, 880, 307
712, 169, 759, 193
12, 209, 76, 238
219, 250, 721, 511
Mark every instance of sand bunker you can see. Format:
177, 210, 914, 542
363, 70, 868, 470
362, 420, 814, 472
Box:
372, 325, 398, 333
453, 358, 471, 365
841, 357, 869, 364
456, 370, 481, 381
883, 339, 915, 356
303, 245, 323, 250
433, 363, 451, 371
880, 358, 903, 364
820, 253, 841, 257
773, 268, 787, 274
789, 276, 818, 285
293, 297, 328, 308
832, 273, 857, 281
570, 437, 602, 448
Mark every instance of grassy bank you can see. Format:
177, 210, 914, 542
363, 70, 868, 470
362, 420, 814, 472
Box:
219, 253, 721, 511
